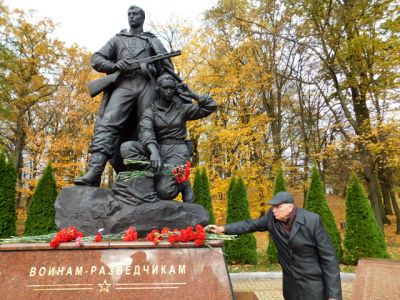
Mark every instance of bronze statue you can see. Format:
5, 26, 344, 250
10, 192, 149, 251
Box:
57, 7, 216, 235
75, 5, 177, 186
118, 74, 217, 203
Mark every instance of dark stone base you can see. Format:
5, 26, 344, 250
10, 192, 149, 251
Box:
55, 186, 209, 237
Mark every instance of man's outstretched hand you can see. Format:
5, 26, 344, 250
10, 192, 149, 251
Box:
205, 224, 225, 234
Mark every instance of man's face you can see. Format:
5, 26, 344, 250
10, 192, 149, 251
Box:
272, 203, 294, 221
159, 79, 176, 101
128, 9, 144, 27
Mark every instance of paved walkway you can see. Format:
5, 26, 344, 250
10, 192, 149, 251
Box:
230, 272, 355, 300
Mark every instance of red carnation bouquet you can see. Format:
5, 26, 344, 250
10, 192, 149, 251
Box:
123, 227, 138, 241
145, 224, 207, 247
50, 226, 84, 248
49, 225, 206, 248
172, 161, 191, 183
49, 226, 139, 248
0, 224, 236, 250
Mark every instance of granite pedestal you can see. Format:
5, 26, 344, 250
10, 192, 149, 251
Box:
0, 241, 233, 300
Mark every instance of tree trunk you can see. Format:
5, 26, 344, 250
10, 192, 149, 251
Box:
390, 191, 400, 234
381, 185, 394, 215
271, 120, 282, 164
359, 147, 383, 230
263, 91, 283, 167
302, 155, 309, 208
384, 165, 399, 233
379, 168, 394, 215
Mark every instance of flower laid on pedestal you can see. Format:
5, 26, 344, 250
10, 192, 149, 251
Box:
145, 224, 206, 246
123, 227, 138, 241
94, 228, 104, 242
49, 226, 84, 248
0, 224, 236, 249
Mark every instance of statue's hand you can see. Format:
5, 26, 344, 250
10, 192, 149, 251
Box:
177, 83, 199, 100
150, 151, 162, 172
115, 59, 130, 73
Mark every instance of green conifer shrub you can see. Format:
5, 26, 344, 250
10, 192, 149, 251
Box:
24, 164, 58, 236
193, 167, 215, 224
273, 169, 286, 194
305, 166, 342, 260
0, 152, 17, 238
193, 168, 202, 198
227, 176, 236, 203
267, 168, 286, 264
343, 174, 389, 264
225, 177, 257, 265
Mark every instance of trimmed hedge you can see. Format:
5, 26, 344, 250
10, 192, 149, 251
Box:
343, 174, 389, 264
224, 177, 257, 265
305, 166, 342, 260
193, 167, 215, 224
0, 152, 17, 238
24, 164, 58, 236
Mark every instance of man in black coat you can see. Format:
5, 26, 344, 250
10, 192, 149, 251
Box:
208, 191, 342, 300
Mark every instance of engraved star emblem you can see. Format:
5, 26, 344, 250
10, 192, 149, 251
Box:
98, 279, 111, 293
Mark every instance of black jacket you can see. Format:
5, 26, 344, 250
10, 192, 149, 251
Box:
224, 208, 342, 300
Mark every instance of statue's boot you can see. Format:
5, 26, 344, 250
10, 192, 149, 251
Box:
180, 181, 195, 203
74, 152, 108, 187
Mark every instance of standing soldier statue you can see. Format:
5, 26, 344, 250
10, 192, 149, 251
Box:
75, 5, 178, 186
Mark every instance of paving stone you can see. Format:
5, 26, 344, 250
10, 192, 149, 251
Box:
231, 276, 354, 300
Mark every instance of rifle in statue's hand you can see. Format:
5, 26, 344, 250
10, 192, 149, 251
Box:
87, 50, 181, 98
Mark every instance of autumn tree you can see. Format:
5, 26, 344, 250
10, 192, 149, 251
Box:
169, 0, 400, 235
224, 176, 257, 265
0, 5, 68, 205
44, 46, 97, 188
286, 68, 353, 197
286, 0, 400, 229
185, 0, 298, 213
0, 3, 97, 206
194, 0, 399, 232
305, 166, 342, 260
203, 0, 300, 168
24, 164, 58, 236
343, 174, 389, 264
0, 151, 17, 238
